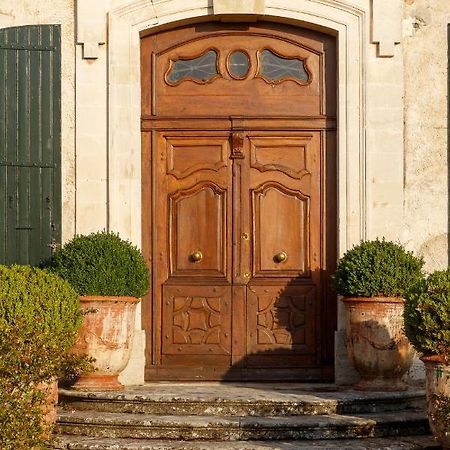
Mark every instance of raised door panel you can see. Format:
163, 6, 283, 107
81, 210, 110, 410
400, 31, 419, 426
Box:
169, 183, 227, 277
166, 137, 228, 179
157, 132, 232, 282
252, 183, 309, 277
161, 285, 232, 356
248, 133, 320, 279
152, 132, 233, 376
250, 136, 312, 180
247, 285, 317, 357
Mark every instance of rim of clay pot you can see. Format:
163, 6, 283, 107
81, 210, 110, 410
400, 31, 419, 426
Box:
80, 295, 140, 303
341, 296, 404, 304
420, 354, 449, 364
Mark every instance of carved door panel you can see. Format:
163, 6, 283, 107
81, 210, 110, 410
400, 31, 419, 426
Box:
154, 132, 234, 372
242, 132, 325, 379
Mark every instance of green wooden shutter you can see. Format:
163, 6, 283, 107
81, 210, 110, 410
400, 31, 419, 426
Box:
0, 25, 61, 266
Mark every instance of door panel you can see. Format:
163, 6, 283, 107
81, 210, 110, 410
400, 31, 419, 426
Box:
247, 132, 320, 280
166, 137, 228, 179
169, 183, 227, 277
247, 284, 316, 356
244, 131, 322, 378
156, 131, 233, 371
162, 285, 232, 356
252, 182, 309, 276
249, 137, 313, 180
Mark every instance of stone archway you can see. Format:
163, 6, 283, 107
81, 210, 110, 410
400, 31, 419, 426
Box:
96, 0, 406, 386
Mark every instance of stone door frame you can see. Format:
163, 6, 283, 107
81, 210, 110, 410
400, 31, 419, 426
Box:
94, 0, 403, 384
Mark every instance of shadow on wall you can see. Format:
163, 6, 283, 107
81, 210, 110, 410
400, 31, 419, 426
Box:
222, 269, 336, 383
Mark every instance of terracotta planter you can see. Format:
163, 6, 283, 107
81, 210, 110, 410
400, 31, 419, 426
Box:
71, 295, 140, 391
342, 297, 414, 391
422, 355, 450, 449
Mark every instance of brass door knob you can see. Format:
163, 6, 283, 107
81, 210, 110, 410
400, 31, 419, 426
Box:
274, 251, 288, 263
190, 250, 203, 262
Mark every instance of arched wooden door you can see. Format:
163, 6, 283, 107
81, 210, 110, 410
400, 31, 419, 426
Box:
141, 22, 337, 381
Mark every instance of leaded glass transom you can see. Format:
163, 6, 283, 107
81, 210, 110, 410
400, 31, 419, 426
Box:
166, 50, 219, 85
258, 49, 310, 84
228, 50, 250, 79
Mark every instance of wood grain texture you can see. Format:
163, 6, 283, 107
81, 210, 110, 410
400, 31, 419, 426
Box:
141, 21, 337, 381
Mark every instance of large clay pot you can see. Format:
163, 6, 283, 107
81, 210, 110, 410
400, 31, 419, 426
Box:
71, 296, 140, 391
342, 297, 414, 391
422, 356, 450, 449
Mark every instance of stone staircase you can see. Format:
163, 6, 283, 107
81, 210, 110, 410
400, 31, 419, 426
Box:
55, 383, 441, 450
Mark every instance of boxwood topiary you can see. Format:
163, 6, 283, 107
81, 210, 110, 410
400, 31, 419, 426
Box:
47, 231, 150, 298
333, 238, 424, 297
403, 268, 450, 360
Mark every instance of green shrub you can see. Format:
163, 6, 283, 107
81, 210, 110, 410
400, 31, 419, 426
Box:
0, 265, 82, 347
403, 268, 450, 359
46, 231, 149, 298
0, 265, 87, 449
0, 322, 58, 450
333, 239, 424, 297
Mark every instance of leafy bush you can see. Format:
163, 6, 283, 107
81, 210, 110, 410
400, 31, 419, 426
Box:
1, 322, 58, 449
403, 268, 450, 359
334, 239, 424, 297
0, 265, 87, 449
0, 265, 82, 346
46, 231, 149, 298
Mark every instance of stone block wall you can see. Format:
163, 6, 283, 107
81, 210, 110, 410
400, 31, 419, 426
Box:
403, 0, 449, 273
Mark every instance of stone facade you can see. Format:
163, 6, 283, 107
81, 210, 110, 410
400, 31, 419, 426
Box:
2, 0, 448, 385
403, 0, 449, 273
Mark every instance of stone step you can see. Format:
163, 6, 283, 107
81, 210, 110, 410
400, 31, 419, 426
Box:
59, 384, 426, 417
55, 435, 442, 450
57, 409, 429, 441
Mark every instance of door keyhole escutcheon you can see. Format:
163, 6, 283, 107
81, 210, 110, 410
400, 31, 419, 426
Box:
274, 251, 288, 263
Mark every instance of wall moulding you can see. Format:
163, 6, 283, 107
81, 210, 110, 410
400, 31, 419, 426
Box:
372, 0, 402, 57
76, 0, 107, 59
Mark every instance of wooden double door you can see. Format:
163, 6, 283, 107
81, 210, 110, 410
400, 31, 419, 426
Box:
141, 22, 337, 381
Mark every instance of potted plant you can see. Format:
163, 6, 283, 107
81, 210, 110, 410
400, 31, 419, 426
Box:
0, 264, 84, 448
47, 231, 150, 391
404, 268, 450, 448
334, 239, 424, 391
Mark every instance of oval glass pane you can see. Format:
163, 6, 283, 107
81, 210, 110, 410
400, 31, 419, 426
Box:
228, 51, 250, 79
